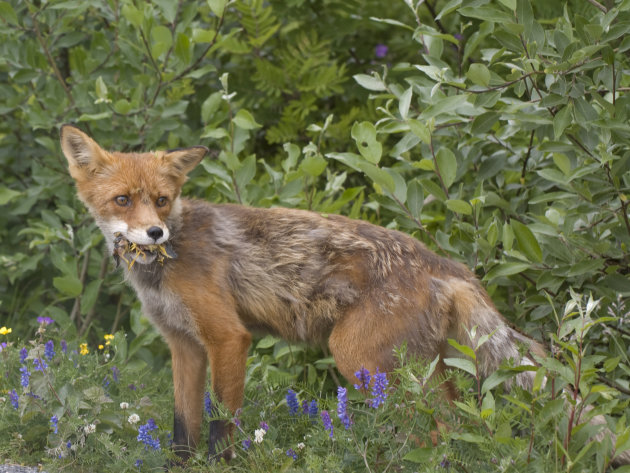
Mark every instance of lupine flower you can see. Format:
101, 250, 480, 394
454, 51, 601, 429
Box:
128, 383, 137, 391
137, 418, 160, 451
242, 438, 252, 450
368, 369, 389, 408
0, 342, 7, 353
308, 400, 318, 419
302, 399, 309, 415
33, 358, 47, 372
375, 44, 388, 58
9, 389, 18, 409
19, 365, 30, 387
37, 316, 54, 325
254, 428, 266, 443
19, 348, 27, 363
60, 340, 67, 354
286, 448, 298, 460
112, 366, 120, 382
45, 340, 55, 360
204, 391, 212, 416
259, 421, 269, 432
135, 459, 143, 468
336, 386, 352, 429
66, 441, 71, 449
79, 343, 88, 355
0, 326, 12, 335
321, 410, 333, 438
354, 367, 371, 391
286, 389, 299, 416
50, 415, 59, 434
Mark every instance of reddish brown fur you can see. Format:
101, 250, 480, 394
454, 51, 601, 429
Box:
61, 125, 551, 463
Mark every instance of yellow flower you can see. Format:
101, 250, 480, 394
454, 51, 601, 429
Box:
80, 343, 89, 356
98, 344, 104, 350
0, 327, 12, 335
104, 334, 114, 346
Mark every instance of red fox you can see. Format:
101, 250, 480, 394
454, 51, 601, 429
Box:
60, 125, 628, 465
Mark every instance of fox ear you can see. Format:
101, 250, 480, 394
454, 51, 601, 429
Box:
60, 124, 109, 171
162, 146, 208, 176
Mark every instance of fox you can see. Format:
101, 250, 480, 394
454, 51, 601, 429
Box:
60, 124, 629, 466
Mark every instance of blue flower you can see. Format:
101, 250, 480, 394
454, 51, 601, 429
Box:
137, 418, 160, 451
259, 421, 269, 432
321, 410, 333, 438
19, 347, 27, 364
50, 415, 58, 434
375, 44, 388, 58
37, 316, 54, 325
19, 365, 30, 388
44, 340, 55, 360
204, 391, 212, 416
286, 448, 298, 460
135, 459, 143, 469
308, 399, 318, 419
336, 386, 352, 429
354, 367, 371, 391
111, 366, 120, 382
0, 342, 7, 353
286, 389, 299, 416
242, 438, 251, 450
368, 369, 389, 408
60, 340, 67, 354
33, 358, 47, 372
9, 389, 18, 409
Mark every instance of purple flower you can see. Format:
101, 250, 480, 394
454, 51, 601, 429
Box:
60, 340, 67, 354
33, 358, 47, 372
286, 389, 299, 416
37, 316, 54, 326
45, 340, 55, 360
308, 400, 318, 419
128, 383, 136, 391
0, 342, 7, 353
259, 421, 269, 432
242, 438, 251, 450
336, 386, 352, 429
321, 410, 333, 438
368, 369, 389, 408
302, 399, 309, 415
9, 389, 18, 409
19, 365, 30, 387
135, 459, 143, 468
375, 44, 388, 58
50, 415, 58, 434
354, 367, 371, 391
204, 391, 212, 416
19, 348, 27, 363
137, 418, 160, 451
286, 448, 298, 460
66, 441, 71, 448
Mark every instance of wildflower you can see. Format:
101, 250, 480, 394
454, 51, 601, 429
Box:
286, 448, 298, 460
135, 459, 143, 468
104, 334, 114, 345
50, 415, 59, 434
297, 442, 305, 450
9, 389, 18, 409
368, 369, 389, 408
120, 402, 129, 409
19, 365, 30, 388
37, 316, 54, 325
242, 438, 252, 450
44, 340, 55, 360
33, 358, 48, 372
204, 391, 212, 416
0, 326, 12, 335
308, 400, 318, 419
336, 386, 352, 429
79, 343, 88, 355
19, 347, 27, 363
109, 367, 119, 384
259, 421, 269, 432
84, 424, 96, 434
321, 410, 333, 438
440, 454, 450, 468
302, 399, 309, 415
375, 44, 388, 58
137, 418, 160, 451
98, 344, 104, 350
286, 389, 299, 416
61, 340, 67, 354
128, 383, 137, 391
0, 342, 7, 353
254, 428, 266, 444
128, 414, 140, 424
66, 441, 71, 449
354, 367, 371, 391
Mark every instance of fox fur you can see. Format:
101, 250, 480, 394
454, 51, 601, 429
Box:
60, 125, 629, 465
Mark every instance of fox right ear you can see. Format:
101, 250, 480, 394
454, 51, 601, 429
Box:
60, 124, 108, 171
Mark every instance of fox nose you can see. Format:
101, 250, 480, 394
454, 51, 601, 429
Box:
147, 226, 164, 241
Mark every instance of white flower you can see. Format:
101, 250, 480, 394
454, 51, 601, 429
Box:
254, 428, 266, 444
128, 414, 140, 424
84, 424, 96, 434
297, 442, 305, 450
120, 402, 129, 410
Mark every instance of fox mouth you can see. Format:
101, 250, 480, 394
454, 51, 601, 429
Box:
112, 233, 177, 269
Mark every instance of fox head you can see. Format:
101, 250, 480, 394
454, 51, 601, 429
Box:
60, 125, 208, 264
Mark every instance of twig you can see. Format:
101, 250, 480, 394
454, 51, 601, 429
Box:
586, 0, 607, 13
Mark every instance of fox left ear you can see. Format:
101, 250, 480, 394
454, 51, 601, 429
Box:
162, 146, 209, 177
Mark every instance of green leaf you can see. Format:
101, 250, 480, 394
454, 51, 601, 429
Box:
403, 447, 434, 463
407, 119, 431, 144
459, 6, 513, 23
80, 280, 102, 315
233, 109, 261, 130
151, 25, 173, 58
444, 357, 477, 376
300, 154, 327, 177
511, 220, 542, 263
467, 63, 491, 86
95, 76, 108, 100
483, 262, 530, 281
0, 187, 21, 205
351, 121, 382, 164
406, 180, 423, 219
398, 87, 413, 119
353, 73, 386, 91
446, 199, 472, 215
53, 276, 83, 298
0, 1, 18, 25
207, 0, 227, 17
174, 33, 192, 64
497, 0, 516, 9
114, 99, 131, 115
553, 104, 573, 139
436, 147, 457, 189
447, 339, 476, 359
121, 4, 143, 27
436, 0, 462, 21
154, 0, 177, 22
471, 112, 499, 135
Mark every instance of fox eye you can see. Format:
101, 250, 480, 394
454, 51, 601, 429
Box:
156, 196, 168, 207
115, 195, 130, 206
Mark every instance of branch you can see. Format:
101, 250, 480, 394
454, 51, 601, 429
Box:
586, 0, 607, 13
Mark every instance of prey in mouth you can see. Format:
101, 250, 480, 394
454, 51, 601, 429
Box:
112, 232, 177, 269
